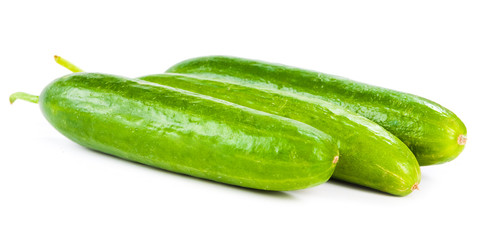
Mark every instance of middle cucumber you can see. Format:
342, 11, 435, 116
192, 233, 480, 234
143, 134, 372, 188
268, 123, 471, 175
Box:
140, 73, 421, 196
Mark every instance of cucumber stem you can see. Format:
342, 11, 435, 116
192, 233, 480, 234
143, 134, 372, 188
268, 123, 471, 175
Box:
10, 92, 39, 104
54, 55, 84, 72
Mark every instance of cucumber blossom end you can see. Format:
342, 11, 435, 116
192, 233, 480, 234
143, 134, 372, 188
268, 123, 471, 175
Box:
458, 134, 467, 145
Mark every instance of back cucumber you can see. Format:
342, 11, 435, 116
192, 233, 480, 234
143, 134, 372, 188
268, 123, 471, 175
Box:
140, 73, 421, 196
166, 56, 467, 166
10, 72, 339, 191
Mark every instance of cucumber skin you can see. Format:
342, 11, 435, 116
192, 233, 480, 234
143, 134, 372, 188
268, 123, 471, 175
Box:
140, 74, 421, 196
39, 73, 339, 191
166, 56, 467, 166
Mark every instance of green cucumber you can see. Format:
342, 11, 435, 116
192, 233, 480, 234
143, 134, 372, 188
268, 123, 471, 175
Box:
10, 72, 339, 191
140, 73, 421, 196
166, 56, 467, 166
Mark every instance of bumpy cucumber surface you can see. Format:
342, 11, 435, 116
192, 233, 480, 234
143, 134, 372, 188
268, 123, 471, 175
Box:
166, 56, 467, 166
140, 73, 421, 196
37, 73, 339, 191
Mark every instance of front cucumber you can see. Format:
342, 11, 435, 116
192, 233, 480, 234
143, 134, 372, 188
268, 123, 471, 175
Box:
140, 73, 421, 196
166, 56, 467, 166
11, 72, 339, 191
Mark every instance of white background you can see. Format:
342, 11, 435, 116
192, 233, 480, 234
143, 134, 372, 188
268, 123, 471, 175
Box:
1, 1, 494, 239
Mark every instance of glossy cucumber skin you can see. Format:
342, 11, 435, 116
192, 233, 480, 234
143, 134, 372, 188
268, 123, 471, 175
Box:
140, 74, 421, 196
39, 73, 339, 191
166, 56, 467, 166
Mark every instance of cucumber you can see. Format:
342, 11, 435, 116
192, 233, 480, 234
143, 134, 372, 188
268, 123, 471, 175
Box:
166, 56, 467, 166
10, 72, 339, 191
140, 73, 421, 196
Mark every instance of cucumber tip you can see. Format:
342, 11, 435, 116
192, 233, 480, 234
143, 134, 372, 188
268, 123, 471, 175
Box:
411, 183, 419, 191
332, 156, 339, 164
457, 134, 467, 145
